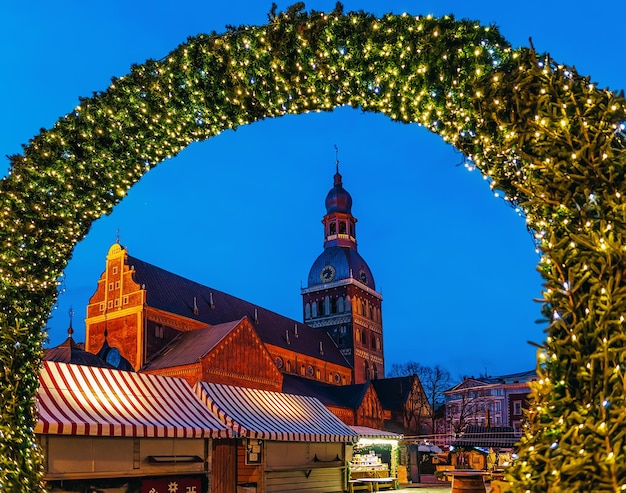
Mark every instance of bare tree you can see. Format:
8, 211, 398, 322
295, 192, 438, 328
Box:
445, 381, 491, 436
419, 365, 451, 433
387, 361, 451, 434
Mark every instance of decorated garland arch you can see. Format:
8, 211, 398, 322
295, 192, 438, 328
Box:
2, 4, 626, 492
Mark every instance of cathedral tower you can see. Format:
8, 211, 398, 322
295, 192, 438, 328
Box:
302, 164, 384, 384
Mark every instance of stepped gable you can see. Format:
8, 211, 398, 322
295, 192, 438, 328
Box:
127, 255, 350, 368
142, 319, 242, 370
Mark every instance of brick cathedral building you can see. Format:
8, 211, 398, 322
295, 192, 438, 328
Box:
84, 165, 384, 388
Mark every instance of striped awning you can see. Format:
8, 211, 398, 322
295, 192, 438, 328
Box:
350, 426, 402, 440
195, 381, 358, 442
36, 361, 232, 438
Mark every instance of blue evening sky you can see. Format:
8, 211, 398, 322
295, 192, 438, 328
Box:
2, 1, 624, 379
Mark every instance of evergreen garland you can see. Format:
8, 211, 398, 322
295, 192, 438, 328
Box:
1, 5, 625, 491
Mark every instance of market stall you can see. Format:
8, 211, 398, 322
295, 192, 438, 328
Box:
195, 381, 358, 493
348, 426, 401, 491
37, 361, 232, 493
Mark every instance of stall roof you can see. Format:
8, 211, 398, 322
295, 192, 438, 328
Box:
36, 361, 232, 438
195, 381, 359, 442
350, 426, 402, 440
452, 426, 518, 449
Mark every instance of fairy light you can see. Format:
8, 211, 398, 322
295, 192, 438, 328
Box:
0, 5, 625, 492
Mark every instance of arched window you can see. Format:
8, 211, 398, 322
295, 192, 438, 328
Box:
305, 303, 311, 319
324, 296, 330, 315
361, 330, 367, 344
330, 297, 338, 314
339, 221, 346, 234
361, 300, 366, 316
369, 305, 374, 320
371, 334, 376, 349
286, 360, 292, 372
356, 328, 361, 343
329, 222, 336, 234
364, 360, 370, 380
312, 301, 318, 317
345, 296, 352, 312
338, 296, 344, 313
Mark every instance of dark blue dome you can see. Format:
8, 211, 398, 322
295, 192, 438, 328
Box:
325, 171, 352, 214
307, 246, 375, 289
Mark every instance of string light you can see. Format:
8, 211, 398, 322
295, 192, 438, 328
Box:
1, 5, 626, 491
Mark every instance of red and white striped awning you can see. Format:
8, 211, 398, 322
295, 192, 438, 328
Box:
350, 426, 402, 440
36, 361, 232, 438
195, 382, 358, 442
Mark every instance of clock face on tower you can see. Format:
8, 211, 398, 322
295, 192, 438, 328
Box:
359, 269, 368, 285
320, 265, 336, 283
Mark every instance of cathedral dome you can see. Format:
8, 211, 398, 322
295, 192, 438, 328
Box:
325, 171, 352, 214
307, 246, 375, 290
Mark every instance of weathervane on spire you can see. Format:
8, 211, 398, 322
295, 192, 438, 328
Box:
116, 228, 121, 244
334, 144, 339, 173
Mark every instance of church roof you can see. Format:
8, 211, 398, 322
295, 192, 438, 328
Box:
142, 319, 243, 370
371, 376, 417, 411
44, 336, 115, 369
307, 246, 376, 290
126, 255, 350, 368
282, 373, 371, 409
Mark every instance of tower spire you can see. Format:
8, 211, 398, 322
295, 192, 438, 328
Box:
334, 144, 342, 186
67, 307, 74, 339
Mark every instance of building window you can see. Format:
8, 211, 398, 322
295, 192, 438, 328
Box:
371, 335, 376, 349
155, 325, 164, 338
330, 297, 337, 314
361, 330, 367, 344
99, 302, 105, 312
300, 365, 306, 376
305, 303, 311, 319
316, 369, 321, 380
339, 221, 346, 234
123, 296, 129, 305
364, 360, 370, 379
108, 283, 113, 291
286, 361, 292, 373
114, 299, 119, 307
513, 401, 522, 415
324, 296, 330, 315
112, 266, 118, 274
312, 301, 318, 318
329, 222, 336, 235
373, 363, 378, 380
338, 297, 344, 312
108, 301, 113, 309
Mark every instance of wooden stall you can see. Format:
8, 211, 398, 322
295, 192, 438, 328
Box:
195, 381, 358, 493
36, 361, 232, 493
347, 426, 401, 492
